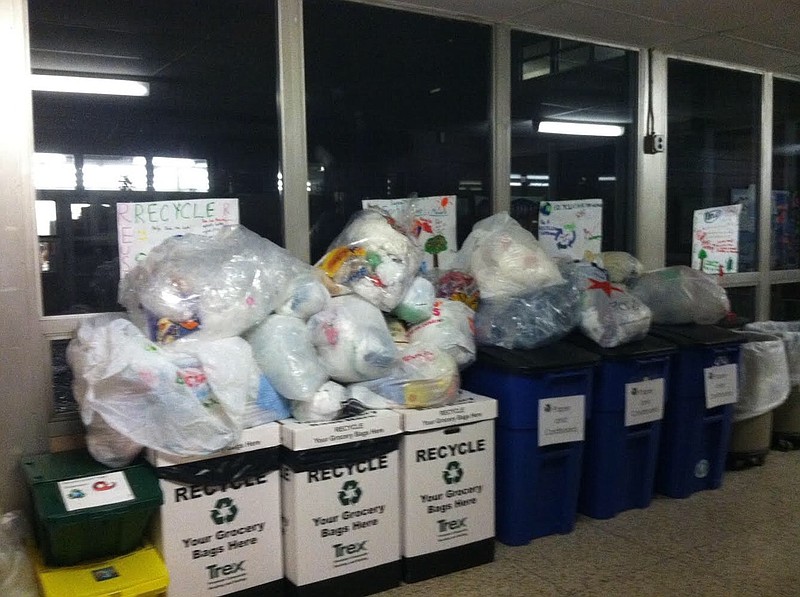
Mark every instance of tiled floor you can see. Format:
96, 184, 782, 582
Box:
379, 450, 800, 597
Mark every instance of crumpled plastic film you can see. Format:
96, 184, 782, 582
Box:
407, 298, 476, 368
307, 295, 399, 383
315, 208, 424, 312
119, 225, 314, 343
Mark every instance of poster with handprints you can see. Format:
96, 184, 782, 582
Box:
692, 204, 741, 275
362, 196, 457, 272
537, 199, 603, 260
116, 198, 239, 278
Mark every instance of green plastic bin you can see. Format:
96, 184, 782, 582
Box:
21, 449, 162, 567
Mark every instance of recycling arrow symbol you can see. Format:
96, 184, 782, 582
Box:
338, 480, 362, 506
210, 497, 238, 525
443, 461, 463, 485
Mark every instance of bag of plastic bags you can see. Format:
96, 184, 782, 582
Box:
275, 272, 331, 320
563, 261, 652, 347
627, 265, 730, 324
68, 315, 258, 463
307, 295, 399, 382
315, 208, 424, 311
743, 321, 800, 385
392, 276, 435, 324
733, 331, 791, 421
407, 299, 476, 368
430, 269, 480, 310
120, 225, 313, 343
452, 212, 563, 299
350, 342, 460, 409
474, 280, 581, 349
291, 381, 348, 423
246, 314, 329, 402
0, 511, 38, 597
597, 251, 644, 283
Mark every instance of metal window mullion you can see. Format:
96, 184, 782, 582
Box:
276, 0, 309, 262
757, 74, 773, 320
491, 24, 511, 215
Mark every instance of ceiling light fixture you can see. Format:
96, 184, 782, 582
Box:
31, 74, 150, 97
538, 121, 624, 137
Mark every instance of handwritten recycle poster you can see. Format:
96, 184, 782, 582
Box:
691, 204, 742, 275
117, 198, 239, 277
362, 195, 457, 271
537, 199, 603, 260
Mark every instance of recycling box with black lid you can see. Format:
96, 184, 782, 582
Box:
21, 449, 163, 567
396, 390, 497, 583
649, 324, 742, 498
566, 333, 677, 520
461, 341, 599, 546
280, 409, 402, 597
146, 422, 283, 597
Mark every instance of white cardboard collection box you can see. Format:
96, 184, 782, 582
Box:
397, 390, 498, 583
279, 410, 402, 597
147, 422, 283, 597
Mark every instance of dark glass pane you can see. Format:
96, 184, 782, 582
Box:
29, 0, 280, 315
667, 60, 761, 271
771, 283, 800, 320
304, 0, 491, 262
725, 286, 756, 322
772, 79, 800, 270
510, 31, 636, 250
51, 339, 76, 415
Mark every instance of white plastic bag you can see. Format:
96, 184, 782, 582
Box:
349, 342, 460, 409
627, 265, 730, 325
452, 212, 563, 299
307, 295, 399, 382
392, 276, 435, 324
0, 511, 38, 597
246, 314, 329, 402
407, 299, 476, 368
291, 381, 348, 423
68, 315, 258, 461
733, 331, 791, 422
120, 225, 314, 343
315, 209, 424, 311
744, 321, 800, 385
598, 251, 644, 283
275, 272, 331, 320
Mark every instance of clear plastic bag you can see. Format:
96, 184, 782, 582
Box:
392, 276, 435, 324
452, 212, 563, 299
68, 315, 259, 462
275, 272, 331, 320
291, 381, 348, 423
627, 265, 730, 325
119, 225, 313, 343
598, 251, 644, 283
246, 314, 329, 402
315, 208, 424, 311
350, 342, 460, 409
430, 268, 480, 311
307, 295, 399, 382
0, 511, 38, 597
407, 298, 476, 368
743, 321, 800, 385
733, 331, 791, 421
474, 280, 581, 349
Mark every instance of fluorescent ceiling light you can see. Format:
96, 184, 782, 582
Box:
31, 74, 149, 97
538, 121, 624, 137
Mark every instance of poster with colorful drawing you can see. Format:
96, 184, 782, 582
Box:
691, 204, 741, 275
362, 196, 457, 272
116, 198, 239, 278
537, 199, 603, 260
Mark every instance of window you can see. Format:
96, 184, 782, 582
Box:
772, 283, 800, 320
29, 0, 280, 315
511, 31, 636, 249
303, 0, 491, 262
666, 60, 761, 271
772, 78, 800, 271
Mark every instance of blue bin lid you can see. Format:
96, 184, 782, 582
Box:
564, 332, 677, 359
475, 340, 600, 373
649, 323, 744, 347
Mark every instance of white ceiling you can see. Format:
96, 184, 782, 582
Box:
380, 0, 800, 76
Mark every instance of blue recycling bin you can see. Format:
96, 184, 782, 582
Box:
650, 324, 743, 498
461, 341, 599, 546
566, 334, 677, 520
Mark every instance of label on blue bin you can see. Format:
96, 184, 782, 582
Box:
704, 364, 738, 408
538, 395, 585, 446
624, 378, 665, 427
